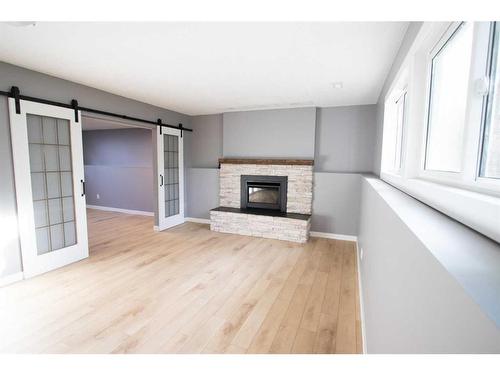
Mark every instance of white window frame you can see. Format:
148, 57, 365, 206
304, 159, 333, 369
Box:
380, 22, 500, 244
477, 22, 500, 187
416, 22, 500, 195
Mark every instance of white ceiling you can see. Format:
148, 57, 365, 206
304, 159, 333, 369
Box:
0, 22, 408, 115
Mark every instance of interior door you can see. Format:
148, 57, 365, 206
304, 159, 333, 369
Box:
157, 126, 184, 230
9, 99, 89, 278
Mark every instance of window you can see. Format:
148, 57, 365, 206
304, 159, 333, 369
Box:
381, 68, 409, 175
480, 23, 500, 179
425, 22, 474, 173
380, 22, 500, 244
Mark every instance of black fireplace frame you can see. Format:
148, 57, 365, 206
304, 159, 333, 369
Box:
241, 175, 288, 213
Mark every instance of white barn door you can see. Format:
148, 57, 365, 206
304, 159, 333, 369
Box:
9, 99, 89, 278
157, 126, 184, 230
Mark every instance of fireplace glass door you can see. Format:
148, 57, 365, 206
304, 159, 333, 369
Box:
241, 175, 288, 212
248, 183, 280, 205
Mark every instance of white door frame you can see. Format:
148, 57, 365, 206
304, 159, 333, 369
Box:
156, 126, 185, 231
9, 99, 89, 278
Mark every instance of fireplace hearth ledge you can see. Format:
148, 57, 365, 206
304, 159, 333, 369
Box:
210, 207, 311, 243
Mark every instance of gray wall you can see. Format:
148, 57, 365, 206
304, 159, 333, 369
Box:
186, 168, 219, 219
315, 105, 376, 172
0, 61, 190, 279
223, 108, 316, 158
311, 173, 361, 236
358, 177, 500, 353
184, 114, 223, 218
186, 114, 223, 168
83, 128, 154, 212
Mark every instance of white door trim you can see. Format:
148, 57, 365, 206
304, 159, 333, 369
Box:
9, 99, 89, 278
156, 126, 185, 231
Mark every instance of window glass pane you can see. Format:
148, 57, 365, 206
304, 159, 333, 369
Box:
27, 115, 43, 143
425, 22, 474, 172
50, 224, 65, 251
480, 23, 500, 179
48, 198, 63, 225
42, 117, 58, 144
33, 200, 49, 228
35, 227, 50, 254
64, 221, 76, 247
29, 144, 44, 172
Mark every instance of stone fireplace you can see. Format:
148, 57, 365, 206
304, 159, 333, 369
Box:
210, 158, 313, 243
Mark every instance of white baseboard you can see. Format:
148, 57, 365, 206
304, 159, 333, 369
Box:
185, 217, 211, 224
310, 231, 357, 242
86, 205, 154, 217
0, 272, 24, 288
356, 241, 367, 354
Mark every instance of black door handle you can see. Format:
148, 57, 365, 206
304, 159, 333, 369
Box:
81, 180, 86, 197
160, 174, 164, 187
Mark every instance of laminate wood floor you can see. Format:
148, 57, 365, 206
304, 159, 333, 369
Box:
0, 209, 362, 354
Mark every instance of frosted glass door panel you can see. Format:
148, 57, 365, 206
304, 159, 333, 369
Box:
163, 134, 180, 218
27, 114, 77, 255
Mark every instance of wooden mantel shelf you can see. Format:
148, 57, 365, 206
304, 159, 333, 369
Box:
218, 158, 314, 166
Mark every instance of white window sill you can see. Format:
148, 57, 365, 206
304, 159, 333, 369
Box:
364, 176, 500, 327
380, 172, 500, 244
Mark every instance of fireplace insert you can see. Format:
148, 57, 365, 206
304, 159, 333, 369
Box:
241, 175, 288, 212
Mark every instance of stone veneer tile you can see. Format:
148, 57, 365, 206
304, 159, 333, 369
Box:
210, 210, 310, 243
219, 163, 313, 215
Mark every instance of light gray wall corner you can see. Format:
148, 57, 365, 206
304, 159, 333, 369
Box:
315, 105, 377, 173
223, 107, 316, 158
311, 172, 361, 236
358, 177, 500, 353
186, 168, 219, 219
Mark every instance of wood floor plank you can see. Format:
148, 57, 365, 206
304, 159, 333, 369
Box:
0, 209, 362, 354
334, 241, 358, 354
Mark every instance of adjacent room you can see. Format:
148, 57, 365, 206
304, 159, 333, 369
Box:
0, 21, 499, 355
